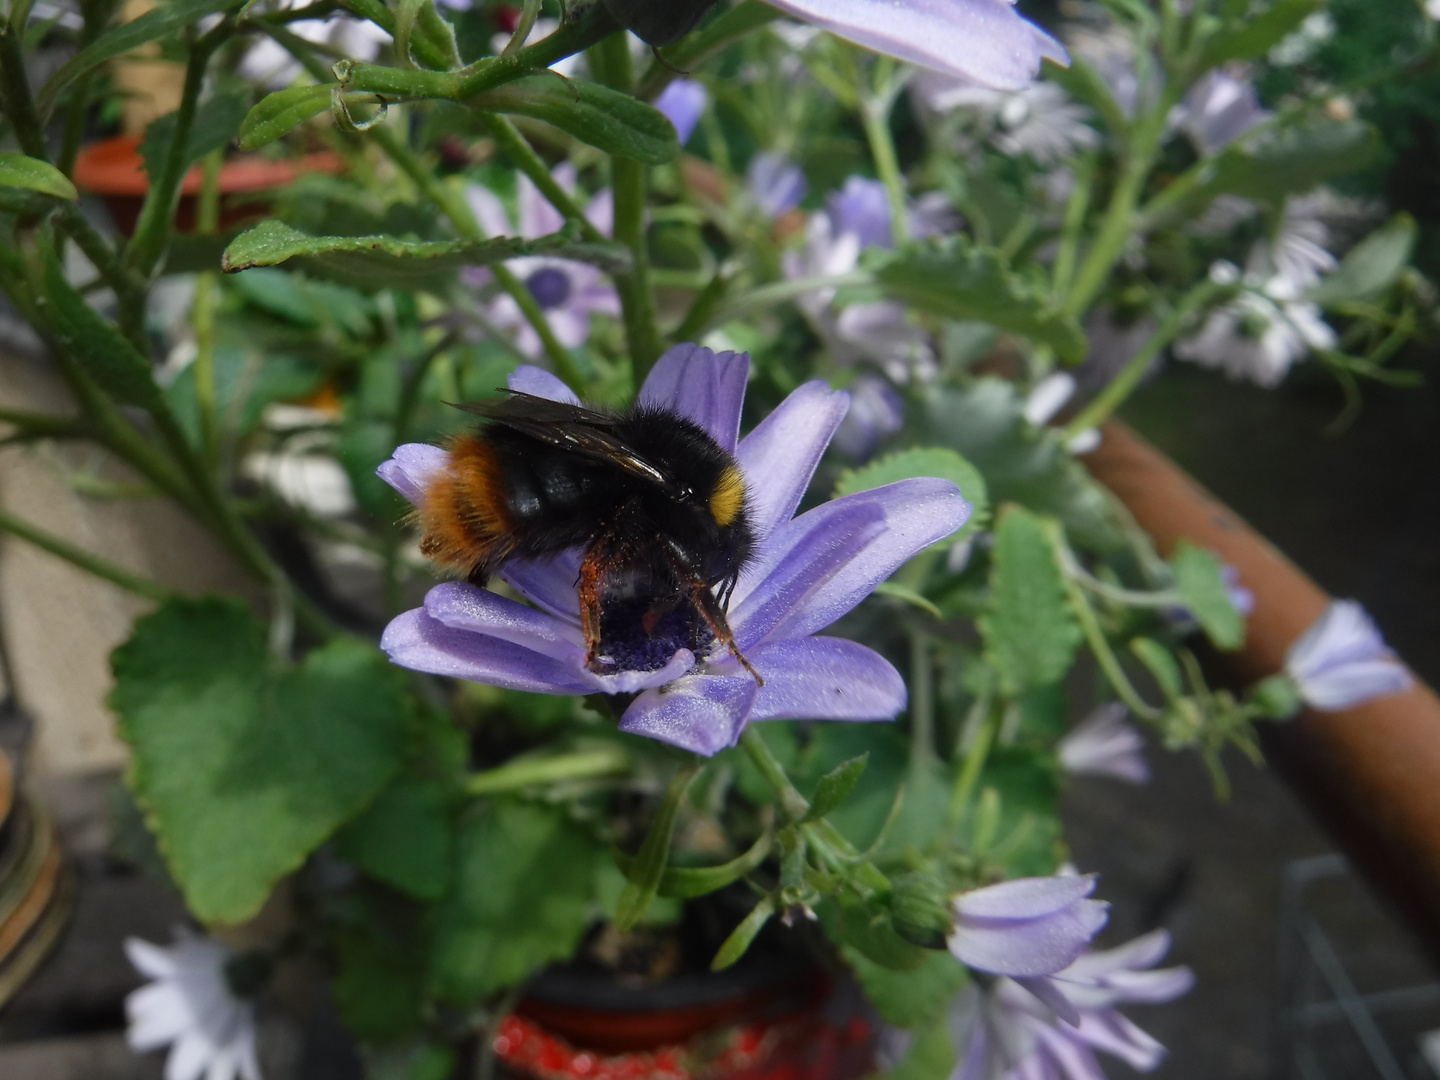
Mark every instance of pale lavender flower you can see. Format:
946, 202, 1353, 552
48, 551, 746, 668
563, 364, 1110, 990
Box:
747, 152, 808, 219
1173, 68, 1270, 155
763, 0, 1068, 90
1285, 600, 1413, 711
1058, 703, 1149, 784
125, 930, 261, 1080
951, 930, 1194, 1079
833, 374, 905, 459
947, 875, 1110, 1019
463, 165, 619, 357
378, 346, 971, 756
829, 176, 895, 249
655, 78, 708, 145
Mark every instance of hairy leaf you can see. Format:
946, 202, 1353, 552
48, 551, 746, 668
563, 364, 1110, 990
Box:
473, 75, 680, 165
980, 507, 1081, 695
238, 85, 337, 150
835, 446, 988, 544
1170, 541, 1245, 651
802, 753, 869, 823
333, 776, 454, 900
112, 598, 413, 923
838, 945, 967, 1029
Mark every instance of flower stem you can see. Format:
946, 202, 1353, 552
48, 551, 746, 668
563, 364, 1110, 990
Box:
0, 504, 171, 602
856, 57, 909, 246
192, 151, 223, 468
1059, 278, 1222, 440
477, 113, 607, 244
466, 746, 632, 796
909, 629, 935, 770
948, 700, 1001, 830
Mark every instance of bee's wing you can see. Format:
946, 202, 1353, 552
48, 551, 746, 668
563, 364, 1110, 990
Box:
451, 393, 678, 493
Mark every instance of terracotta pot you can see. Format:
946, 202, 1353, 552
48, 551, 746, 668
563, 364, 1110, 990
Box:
71, 134, 345, 236
490, 961, 876, 1080
1082, 420, 1440, 962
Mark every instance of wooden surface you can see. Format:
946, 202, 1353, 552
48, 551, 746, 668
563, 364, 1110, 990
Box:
1083, 421, 1440, 958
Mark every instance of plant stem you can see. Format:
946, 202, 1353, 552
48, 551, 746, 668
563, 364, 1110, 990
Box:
705, 271, 871, 329
0, 504, 171, 602
55, 204, 147, 348
335, 0, 450, 70
1060, 279, 1221, 439
466, 746, 632, 795
947, 700, 1001, 829
477, 113, 606, 243
192, 151, 222, 467
0, 21, 50, 160
856, 58, 909, 246
908, 629, 934, 769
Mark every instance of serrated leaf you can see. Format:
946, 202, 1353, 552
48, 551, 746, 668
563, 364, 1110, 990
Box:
837, 945, 966, 1029
876, 240, 1087, 362
473, 75, 680, 165
139, 90, 249, 180
1207, 121, 1379, 203
428, 800, 602, 1002
802, 753, 868, 823
332, 775, 453, 900
111, 598, 413, 923
222, 220, 630, 291
35, 236, 165, 412
835, 446, 988, 544
1201, 0, 1321, 65
238, 85, 337, 151
0, 152, 78, 201
1306, 213, 1416, 305
38, 0, 248, 118
979, 507, 1081, 696
1170, 541, 1245, 651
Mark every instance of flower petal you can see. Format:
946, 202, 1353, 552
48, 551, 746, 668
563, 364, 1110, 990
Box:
126, 984, 193, 1049
465, 183, 512, 238
619, 673, 759, 755
1062, 928, 1171, 979
380, 609, 592, 693
638, 344, 751, 452
746, 636, 905, 721
1074, 1009, 1167, 1070
422, 582, 584, 660
125, 936, 179, 980
950, 897, 1110, 978
1299, 658, 1413, 711
1013, 975, 1082, 1027
739, 478, 970, 643
508, 364, 580, 404
764, 0, 1068, 90
954, 875, 1099, 920
376, 443, 448, 507
736, 379, 850, 539
501, 552, 583, 621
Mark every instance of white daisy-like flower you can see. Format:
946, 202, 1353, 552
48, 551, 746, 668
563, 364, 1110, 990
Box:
914, 78, 1099, 166
125, 930, 262, 1080
1174, 288, 1334, 387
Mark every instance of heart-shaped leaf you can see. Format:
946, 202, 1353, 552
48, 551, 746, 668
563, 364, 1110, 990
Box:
112, 598, 414, 923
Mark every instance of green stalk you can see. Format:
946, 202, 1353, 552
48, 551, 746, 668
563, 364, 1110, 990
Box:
477, 113, 606, 243
908, 629, 934, 769
0, 504, 171, 602
856, 57, 909, 246
54, 203, 147, 348
0, 21, 49, 159
1059, 278, 1221, 439
336, 0, 450, 70
191, 151, 223, 467
947, 700, 1001, 829
466, 746, 632, 795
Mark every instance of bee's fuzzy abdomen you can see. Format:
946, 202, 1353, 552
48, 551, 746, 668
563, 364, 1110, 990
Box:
415, 434, 515, 575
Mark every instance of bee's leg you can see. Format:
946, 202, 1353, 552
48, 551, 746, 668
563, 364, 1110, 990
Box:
688, 583, 763, 687
577, 543, 607, 669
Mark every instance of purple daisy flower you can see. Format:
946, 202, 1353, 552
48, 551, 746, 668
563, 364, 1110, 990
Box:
376, 345, 971, 756
764, 0, 1069, 90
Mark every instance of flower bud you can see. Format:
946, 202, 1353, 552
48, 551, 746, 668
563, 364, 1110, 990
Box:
890, 871, 953, 950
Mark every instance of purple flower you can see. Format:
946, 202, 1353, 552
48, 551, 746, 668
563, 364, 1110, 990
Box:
463, 164, 619, 357
1173, 68, 1270, 156
947, 875, 1110, 1020
1285, 600, 1413, 711
377, 346, 971, 756
829, 176, 894, 249
654, 78, 708, 146
763, 0, 1068, 90
747, 152, 808, 219
833, 375, 904, 459
952, 930, 1195, 1079
1058, 703, 1149, 784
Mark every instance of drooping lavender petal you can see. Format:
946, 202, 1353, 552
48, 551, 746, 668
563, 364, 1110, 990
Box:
735, 380, 851, 539
948, 875, 1109, 978
501, 552, 583, 621
763, 0, 1069, 90
1285, 600, 1413, 710
619, 673, 760, 755
1175, 68, 1270, 155
747, 152, 808, 219
421, 582, 584, 661
381, 608, 593, 694
377, 443, 449, 506
638, 344, 750, 451
654, 78, 708, 145
1058, 703, 1150, 783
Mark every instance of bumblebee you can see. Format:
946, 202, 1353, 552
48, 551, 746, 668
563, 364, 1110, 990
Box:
414, 391, 762, 684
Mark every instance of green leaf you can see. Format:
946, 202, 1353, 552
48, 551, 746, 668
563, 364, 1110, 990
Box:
876, 240, 1087, 362
222, 220, 631, 291
977, 746, 1062, 878
1207, 121, 1379, 203
837, 945, 966, 1029
656, 831, 773, 899
835, 447, 989, 544
1130, 638, 1184, 700
238, 85, 338, 151
112, 598, 413, 923
615, 762, 699, 931
331, 915, 427, 1039
37, 0, 249, 117
139, 90, 250, 180
333, 776, 453, 900
473, 75, 680, 165
826, 892, 930, 971
428, 799, 602, 1002
802, 754, 869, 823
711, 896, 775, 971
1170, 541, 1245, 651
883, 1009, 959, 1080
980, 507, 1082, 696
1201, 0, 1322, 65
362, 1040, 456, 1080
0, 152, 78, 201
35, 236, 165, 412
1306, 213, 1417, 305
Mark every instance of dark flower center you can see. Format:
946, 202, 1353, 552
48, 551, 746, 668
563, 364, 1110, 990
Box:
596, 597, 715, 674
525, 266, 572, 310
